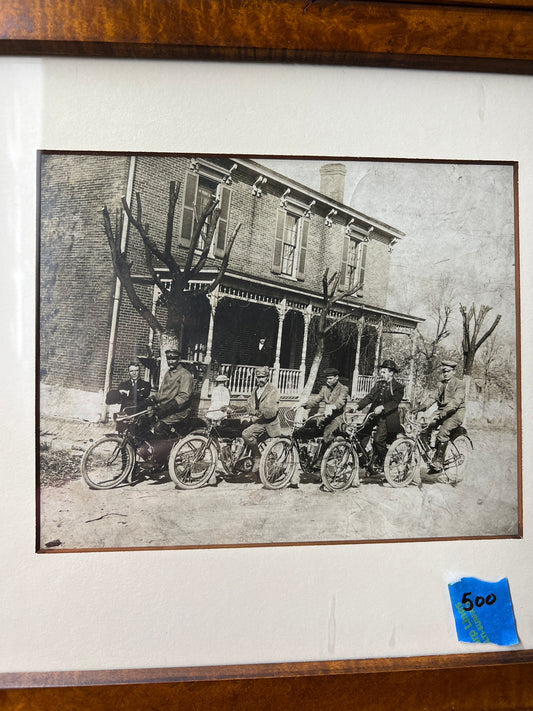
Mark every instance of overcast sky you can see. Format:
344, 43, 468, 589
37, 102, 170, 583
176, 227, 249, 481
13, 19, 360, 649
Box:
260, 158, 517, 348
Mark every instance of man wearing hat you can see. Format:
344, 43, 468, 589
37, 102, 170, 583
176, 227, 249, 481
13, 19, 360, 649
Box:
297, 367, 350, 446
148, 348, 195, 437
242, 366, 281, 476
355, 359, 404, 472
207, 373, 231, 420
417, 360, 466, 471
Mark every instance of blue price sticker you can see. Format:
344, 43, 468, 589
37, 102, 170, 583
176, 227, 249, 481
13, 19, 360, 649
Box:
448, 577, 518, 646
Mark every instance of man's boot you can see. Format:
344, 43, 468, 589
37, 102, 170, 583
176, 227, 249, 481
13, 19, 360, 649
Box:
430, 439, 447, 472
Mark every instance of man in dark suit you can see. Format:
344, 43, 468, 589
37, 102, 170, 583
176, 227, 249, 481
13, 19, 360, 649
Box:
106, 361, 151, 414
251, 337, 274, 367
356, 359, 404, 472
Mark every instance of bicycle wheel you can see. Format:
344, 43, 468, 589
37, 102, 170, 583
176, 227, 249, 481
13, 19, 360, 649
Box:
259, 437, 298, 489
168, 434, 217, 489
81, 435, 135, 490
320, 440, 358, 492
444, 435, 472, 485
384, 438, 420, 488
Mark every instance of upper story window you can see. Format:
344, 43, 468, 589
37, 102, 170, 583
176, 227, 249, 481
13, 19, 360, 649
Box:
280, 213, 301, 277
179, 159, 233, 258
339, 224, 370, 294
195, 177, 218, 253
272, 196, 311, 281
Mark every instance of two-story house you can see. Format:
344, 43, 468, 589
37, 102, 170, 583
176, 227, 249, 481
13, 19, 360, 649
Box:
39, 153, 423, 421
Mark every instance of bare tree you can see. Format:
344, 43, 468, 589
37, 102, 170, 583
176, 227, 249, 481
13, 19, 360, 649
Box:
459, 303, 501, 415
101, 180, 241, 371
298, 268, 363, 402
415, 275, 456, 378
476, 332, 515, 417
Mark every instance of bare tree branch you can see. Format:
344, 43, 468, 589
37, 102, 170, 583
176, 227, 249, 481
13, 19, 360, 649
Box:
184, 195, 219, 275
191, 207, 221, 277
101, 206, 163, 334
122, 193, 181, 280
204, 223, 242, 293
461, 302, 502, 375
164, 180, 180, 255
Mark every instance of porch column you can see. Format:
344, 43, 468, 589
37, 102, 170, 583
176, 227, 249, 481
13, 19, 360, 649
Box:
200, 287, 220, 399
372, 318, 384, 374
273, 298, 288, 387
204, 287, 220, 366
299, 304, 313, 390
351, 315, 365, 398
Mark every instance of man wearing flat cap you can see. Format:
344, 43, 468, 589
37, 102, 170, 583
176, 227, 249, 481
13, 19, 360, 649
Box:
242, 366, 281, 476
297, 367, 350, 446
148, 348, 195, 437
417, 360, 466, 471
356, 359, 404, 472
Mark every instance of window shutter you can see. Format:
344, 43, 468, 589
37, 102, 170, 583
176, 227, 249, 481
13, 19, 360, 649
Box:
214, 184, 232, 258
357, 242, 368, 292
272, 209, 286, 274
179, 171, 199, 247
338, 233, 350, 291
296, 217, 309, 281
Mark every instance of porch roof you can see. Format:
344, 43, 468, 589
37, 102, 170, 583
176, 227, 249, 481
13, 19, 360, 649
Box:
197, 269, 424, 329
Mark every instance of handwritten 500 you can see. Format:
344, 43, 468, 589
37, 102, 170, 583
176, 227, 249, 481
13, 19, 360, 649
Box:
461, 591, 497, 611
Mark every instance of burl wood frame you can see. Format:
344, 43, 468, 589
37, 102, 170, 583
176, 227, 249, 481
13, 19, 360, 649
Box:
1, 1, 532, 707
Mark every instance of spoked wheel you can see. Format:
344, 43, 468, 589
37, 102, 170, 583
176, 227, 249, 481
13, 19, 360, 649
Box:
320, 440, 358, 492
259, 437, 298, 489
168, 434, 217, 490
444, 435, 472, 485
81, 435, 135, 489
384, 438, 420, 488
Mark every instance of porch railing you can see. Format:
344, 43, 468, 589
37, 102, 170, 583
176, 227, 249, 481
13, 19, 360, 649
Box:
217, 365, 409, 401
353, 375, 410, 400
219, 364, 300, 398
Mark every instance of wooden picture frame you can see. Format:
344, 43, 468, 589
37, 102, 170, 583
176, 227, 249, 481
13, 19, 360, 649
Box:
1, 1, 533, 708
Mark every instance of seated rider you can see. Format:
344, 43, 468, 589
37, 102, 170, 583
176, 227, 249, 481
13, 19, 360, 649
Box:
206, 374, 231, 421
242, 366, 281, 479
416, 359, 466, 471
105, 360, 151, 415
355, 359, 404, 473
297, 367, 349, 450
147, 348, 195, 439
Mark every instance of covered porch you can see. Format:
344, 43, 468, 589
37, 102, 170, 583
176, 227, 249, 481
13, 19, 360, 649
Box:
174, 278, 421, 405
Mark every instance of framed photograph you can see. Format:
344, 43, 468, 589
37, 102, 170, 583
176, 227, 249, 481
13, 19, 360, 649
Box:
1, 0, 533, 701
37, 151, 520, 551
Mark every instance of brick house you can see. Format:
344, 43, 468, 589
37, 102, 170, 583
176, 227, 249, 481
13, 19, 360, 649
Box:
39, 153, 422, 421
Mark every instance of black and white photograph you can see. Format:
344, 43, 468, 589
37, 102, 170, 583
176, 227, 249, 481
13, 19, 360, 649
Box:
38, 152, 520, 551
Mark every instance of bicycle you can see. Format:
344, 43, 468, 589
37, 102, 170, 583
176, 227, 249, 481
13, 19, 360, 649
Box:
383, 413, 473, 488
168, 411, 267, 490
319, 411, 381, 492
259, 408, 326, 490
80, 409, 203, 489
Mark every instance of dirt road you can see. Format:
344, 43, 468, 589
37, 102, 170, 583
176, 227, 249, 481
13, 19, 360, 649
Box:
39, 428, 518, 550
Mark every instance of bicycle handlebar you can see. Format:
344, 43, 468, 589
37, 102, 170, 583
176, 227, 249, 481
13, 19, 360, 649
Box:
114, 408, 151, 423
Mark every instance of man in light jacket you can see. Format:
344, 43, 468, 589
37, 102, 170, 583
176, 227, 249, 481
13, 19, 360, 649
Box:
149, 348, 195, 438
417, 359, 466, 471
242, 366, 281, 476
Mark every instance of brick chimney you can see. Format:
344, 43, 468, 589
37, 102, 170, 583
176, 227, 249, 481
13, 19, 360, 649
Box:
319, 163, 347, 204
